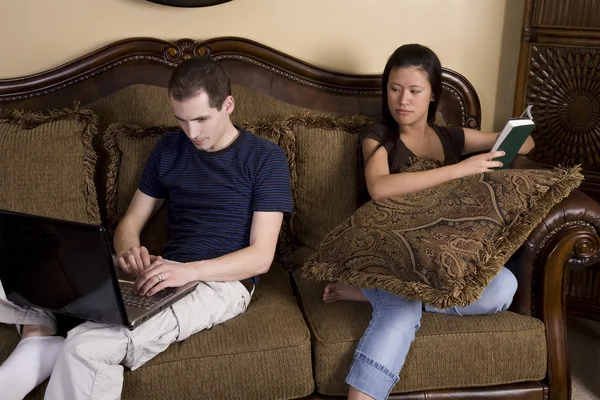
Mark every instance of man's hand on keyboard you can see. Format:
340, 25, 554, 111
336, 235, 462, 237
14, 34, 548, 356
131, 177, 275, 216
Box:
134, 259, 195, 296
116, 246, 161, 277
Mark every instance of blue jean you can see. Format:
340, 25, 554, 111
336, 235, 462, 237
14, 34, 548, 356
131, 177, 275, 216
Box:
345, 267, 518, 400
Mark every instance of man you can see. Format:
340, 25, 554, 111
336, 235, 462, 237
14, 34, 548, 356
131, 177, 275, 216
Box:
0, 56, 292, 399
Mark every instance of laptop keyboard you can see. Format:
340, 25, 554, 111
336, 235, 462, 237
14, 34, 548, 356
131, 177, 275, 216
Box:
120, 285, 174, 310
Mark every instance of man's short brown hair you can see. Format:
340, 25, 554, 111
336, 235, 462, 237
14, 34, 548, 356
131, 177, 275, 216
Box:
168, 56, 231, 110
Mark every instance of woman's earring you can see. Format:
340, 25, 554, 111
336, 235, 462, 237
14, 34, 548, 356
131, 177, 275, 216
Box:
430, 97, 435, 102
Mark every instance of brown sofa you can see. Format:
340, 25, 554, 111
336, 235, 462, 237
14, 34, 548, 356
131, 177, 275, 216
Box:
1, 37, 600, 400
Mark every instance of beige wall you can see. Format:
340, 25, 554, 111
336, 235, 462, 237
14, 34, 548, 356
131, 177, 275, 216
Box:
0, 0, 524, 131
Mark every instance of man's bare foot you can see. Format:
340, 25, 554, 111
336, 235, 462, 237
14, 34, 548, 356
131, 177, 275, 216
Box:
323, 282, 368, 303
21, 324, 55, 339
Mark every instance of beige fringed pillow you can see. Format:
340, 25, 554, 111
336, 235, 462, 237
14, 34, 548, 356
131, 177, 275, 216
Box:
104, 125, 168, 255
0, 107, 101, 224
242, 114, 375, 267
241, 119, 298, 267
282, 115, 374, 251
303, 158, 583, 309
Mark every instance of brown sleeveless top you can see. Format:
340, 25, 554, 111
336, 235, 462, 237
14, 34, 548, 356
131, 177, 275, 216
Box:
362, 123, 465, 169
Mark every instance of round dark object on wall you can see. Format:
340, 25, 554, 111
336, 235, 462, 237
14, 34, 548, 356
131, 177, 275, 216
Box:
146, 0, 233, 7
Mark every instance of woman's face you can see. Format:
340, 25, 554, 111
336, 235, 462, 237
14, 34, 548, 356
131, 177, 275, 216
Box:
386, 66, 433, 127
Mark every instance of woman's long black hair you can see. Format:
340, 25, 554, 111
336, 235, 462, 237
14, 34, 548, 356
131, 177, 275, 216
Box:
367, 44, 443, 174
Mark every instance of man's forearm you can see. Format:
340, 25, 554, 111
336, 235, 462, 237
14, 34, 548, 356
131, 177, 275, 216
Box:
113, 190, 164, 255
113, 221, 142, 254
187, 245, 273, 282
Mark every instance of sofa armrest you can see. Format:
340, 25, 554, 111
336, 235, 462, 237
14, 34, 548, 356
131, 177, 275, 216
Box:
507, 155, 600, 316
506, 155, 600, 400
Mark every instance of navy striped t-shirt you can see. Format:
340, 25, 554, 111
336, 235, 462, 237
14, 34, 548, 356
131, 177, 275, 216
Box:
139, 129, 293, 263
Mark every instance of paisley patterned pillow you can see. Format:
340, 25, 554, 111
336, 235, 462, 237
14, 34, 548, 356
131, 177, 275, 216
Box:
303, 158, 583, 308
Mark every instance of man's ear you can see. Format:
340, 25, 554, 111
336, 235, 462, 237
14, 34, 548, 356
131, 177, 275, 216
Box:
222, 95, 235, 115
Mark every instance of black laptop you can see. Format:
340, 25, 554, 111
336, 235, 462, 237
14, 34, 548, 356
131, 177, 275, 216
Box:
0, 210, 198, 330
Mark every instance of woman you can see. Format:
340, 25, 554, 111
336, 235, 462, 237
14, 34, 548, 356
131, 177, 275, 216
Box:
322, 44, 534, 400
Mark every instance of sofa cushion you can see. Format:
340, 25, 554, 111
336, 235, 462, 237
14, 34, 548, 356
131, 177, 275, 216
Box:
0, 108, 101, 224
3, 266, 313, 400
122, 266, 313, 400
303, 159, 583, 308
291, 268, 547, 396
288, 114, 372, 250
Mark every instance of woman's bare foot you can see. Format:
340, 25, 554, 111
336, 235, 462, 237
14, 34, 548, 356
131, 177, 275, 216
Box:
323, 282, 368, 303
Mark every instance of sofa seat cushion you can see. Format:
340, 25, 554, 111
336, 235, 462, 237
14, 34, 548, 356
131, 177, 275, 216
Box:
122, 266, 313, 400
292, 268, 547, 396
2, 266, 313, 400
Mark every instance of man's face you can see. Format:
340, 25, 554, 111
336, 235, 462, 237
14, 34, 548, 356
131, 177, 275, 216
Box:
170, 91, 234, 152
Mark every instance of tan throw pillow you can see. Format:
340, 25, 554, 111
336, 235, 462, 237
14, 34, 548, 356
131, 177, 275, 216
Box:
303, 158, 583, 309
241, 114, 375, 267
104, 124, 297, 261
104, 125, 167, 255
0, 108, 101, 224
241, 119, 297, 268
286, 115, 373, 251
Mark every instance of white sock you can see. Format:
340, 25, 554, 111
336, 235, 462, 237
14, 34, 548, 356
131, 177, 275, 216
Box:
0, 336, 64, 400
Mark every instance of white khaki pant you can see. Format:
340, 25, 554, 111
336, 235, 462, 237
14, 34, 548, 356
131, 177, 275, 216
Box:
0, 280, 252, 400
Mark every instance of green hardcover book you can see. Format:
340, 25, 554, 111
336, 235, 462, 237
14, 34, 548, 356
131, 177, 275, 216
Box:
491, 105, 535, 169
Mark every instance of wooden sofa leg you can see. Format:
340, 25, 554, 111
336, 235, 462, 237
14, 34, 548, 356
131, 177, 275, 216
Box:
536, 227, 600, 400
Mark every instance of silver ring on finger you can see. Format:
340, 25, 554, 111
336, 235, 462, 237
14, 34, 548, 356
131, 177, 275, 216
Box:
156, 274, 163, 283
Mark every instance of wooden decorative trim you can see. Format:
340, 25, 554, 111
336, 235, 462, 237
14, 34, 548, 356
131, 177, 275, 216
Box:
532, 35, 600, 46
0, 37, 480, 127
538, 221, 598, 254
567, 296, 600, 321
0, 55, 172, 102
535, 226, 600, 400
214, 53, 375, 96
0, 37, 381, 100
0, 38, 172, 99
533, 0, 600, 29
531, 26, 600, 37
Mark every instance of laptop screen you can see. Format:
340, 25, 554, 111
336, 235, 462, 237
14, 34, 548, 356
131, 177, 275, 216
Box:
0, 211, 127, 326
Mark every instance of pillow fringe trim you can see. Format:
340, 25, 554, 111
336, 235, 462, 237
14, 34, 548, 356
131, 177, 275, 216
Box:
302, 165, 583, 309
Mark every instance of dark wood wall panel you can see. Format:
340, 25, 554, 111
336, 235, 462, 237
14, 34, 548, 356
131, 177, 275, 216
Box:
567, 266, 600, 319
526, 45, 600, 169
535, 0, 600, 27
515, 0, 600, 320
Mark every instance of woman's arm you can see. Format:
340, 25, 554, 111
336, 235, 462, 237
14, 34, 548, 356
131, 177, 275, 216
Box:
463, 128, 535, 155
363, 138, 503, 200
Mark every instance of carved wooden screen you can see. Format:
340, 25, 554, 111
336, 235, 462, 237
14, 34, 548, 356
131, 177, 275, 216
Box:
514, 0, 600, 320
